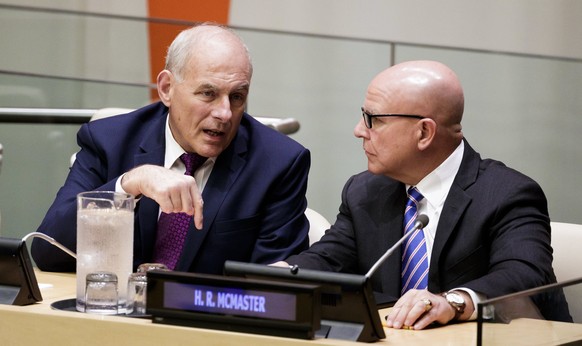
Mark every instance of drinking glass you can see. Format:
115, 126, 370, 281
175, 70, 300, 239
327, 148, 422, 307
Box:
126, 263, 169, 315
76, 191, 134, 313
84, 271, 118, 314
126, 272, 147, 315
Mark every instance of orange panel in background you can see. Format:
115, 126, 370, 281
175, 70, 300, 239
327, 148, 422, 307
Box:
146, 0, 230, 101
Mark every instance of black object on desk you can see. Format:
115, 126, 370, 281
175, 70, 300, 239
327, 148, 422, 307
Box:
147, 270, 322, 340
0, 237, 42, 305
224, 261, 386, 342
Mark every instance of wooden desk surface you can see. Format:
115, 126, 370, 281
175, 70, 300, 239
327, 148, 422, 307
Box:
1, 271, 582, 345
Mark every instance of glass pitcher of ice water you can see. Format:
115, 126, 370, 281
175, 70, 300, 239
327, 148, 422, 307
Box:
76, 191, 134, 313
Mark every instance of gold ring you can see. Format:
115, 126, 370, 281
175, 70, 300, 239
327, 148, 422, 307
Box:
421, 298, 432, 312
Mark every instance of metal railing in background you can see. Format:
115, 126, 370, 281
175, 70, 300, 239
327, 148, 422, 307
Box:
0, 108, 300, 134
0, 108, 94, 124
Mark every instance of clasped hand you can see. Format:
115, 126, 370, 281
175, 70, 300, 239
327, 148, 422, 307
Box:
121, 164, 204, 229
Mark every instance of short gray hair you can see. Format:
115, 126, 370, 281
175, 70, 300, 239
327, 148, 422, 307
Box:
164, 22, 253, 82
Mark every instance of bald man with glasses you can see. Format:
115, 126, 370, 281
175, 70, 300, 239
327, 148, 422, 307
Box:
281, 60, 571, 329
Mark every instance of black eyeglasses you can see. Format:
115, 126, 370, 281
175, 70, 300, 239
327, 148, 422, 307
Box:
361, 107, 425, 129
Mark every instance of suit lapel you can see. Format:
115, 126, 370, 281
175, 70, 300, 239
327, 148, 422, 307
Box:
133, 107, 166, 262
429, 140, 480, 286
175, 118, 250, 271
377, 183, 408, 295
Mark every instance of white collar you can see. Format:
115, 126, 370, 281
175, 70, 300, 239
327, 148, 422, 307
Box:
163, 113, 216, 168
409, 140, 464, 210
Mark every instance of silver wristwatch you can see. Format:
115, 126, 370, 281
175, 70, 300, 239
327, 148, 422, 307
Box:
443, 290, 466, 319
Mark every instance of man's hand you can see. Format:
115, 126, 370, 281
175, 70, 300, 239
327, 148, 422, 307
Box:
121, 164, 204, 229
384, 289, 472, 330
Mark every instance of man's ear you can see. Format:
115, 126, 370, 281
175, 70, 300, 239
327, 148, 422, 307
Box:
417, 118, 437, 151
157, 70, 173, 107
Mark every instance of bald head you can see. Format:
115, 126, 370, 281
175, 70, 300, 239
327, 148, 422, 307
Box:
356, 61, 465, 184
165, 23, 253, 82
368, 60, 464, 129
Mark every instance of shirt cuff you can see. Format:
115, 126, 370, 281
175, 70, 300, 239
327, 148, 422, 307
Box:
116, 174, 142, 202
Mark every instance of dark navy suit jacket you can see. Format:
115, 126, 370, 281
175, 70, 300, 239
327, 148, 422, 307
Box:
32, 102, 311, 274
287, 140, 571, 321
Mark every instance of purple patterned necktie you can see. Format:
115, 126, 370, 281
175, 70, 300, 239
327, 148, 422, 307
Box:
152, 153, 207, 270
401, 186, 429, 295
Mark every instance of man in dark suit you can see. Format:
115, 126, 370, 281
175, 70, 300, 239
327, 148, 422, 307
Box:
282, 60, 570, 329
32, 23, 310, 274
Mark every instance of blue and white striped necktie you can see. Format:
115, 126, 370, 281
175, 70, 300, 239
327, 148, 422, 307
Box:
401, 186, 429, 295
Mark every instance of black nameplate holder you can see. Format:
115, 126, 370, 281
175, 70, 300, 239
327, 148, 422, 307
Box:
0, 237, 43, 306
224, 261, 386, 343
146, 270, 321, 340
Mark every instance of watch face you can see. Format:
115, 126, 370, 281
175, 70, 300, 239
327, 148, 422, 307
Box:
444, 291, 465, 319
448, 292, 464, 305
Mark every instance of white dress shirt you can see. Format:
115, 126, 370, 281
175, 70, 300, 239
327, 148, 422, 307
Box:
408, 141, 464, 263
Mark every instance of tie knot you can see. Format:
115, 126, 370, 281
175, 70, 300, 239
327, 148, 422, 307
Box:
180, 153, 208, 175
407, 186, 424, 205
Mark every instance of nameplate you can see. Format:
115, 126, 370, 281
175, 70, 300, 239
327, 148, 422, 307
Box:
146, 270, 321, 339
